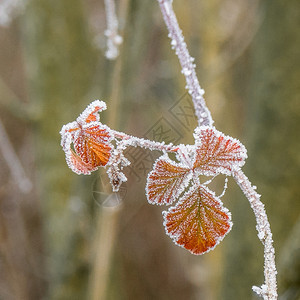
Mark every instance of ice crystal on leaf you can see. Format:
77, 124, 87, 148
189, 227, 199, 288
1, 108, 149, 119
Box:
146, 126, 247, 254
60, 100, 113, 175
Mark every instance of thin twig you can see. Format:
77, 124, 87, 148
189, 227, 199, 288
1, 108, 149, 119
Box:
233, 169, 277, 300
0, 118, 32, 194
156, 1, 277, 298
113, 130, 179, 152
157, 0, 213, 127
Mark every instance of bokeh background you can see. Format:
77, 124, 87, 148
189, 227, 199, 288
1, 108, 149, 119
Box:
0, 0, 299, 299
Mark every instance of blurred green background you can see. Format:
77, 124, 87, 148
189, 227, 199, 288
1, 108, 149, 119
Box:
0, 0, 299, 299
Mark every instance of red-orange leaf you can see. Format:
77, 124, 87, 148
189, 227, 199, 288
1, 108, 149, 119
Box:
60, 100, 113, 175
193, 126, 247, 176
146, 156, 192, 205
74, 125, 112, 167
163, 184, 232, 255
70, 124, 112, 172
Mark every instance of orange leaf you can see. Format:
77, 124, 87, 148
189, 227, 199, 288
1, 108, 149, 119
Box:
74, 124, 112, 168
60, 100, 113, 175
163, 184, 232, 255
146, 156, 192, 205
193, 126, 247, 176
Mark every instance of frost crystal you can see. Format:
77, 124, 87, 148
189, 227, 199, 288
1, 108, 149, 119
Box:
182, 68, 192, 76
258, 231, 265, 240
171, 39, 177, 47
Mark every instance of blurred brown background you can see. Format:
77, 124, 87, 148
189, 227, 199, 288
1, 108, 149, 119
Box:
0, 0, 299, 299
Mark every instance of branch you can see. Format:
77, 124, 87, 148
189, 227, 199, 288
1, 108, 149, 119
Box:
104, 0, 123, 60
157, 0, 213, 127
156, 1, 277, 298
233, 169, 278, 300
112, 130, 179, 152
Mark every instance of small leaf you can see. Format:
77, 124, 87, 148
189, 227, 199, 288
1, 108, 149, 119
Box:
73, 124, 112, 169
60, 103, 113, 175
163, 184, 232, 255
146, 156, 192, 205
193, 126, 247, 176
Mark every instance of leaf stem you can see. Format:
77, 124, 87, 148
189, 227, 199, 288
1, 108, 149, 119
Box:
112, 130, 179, 153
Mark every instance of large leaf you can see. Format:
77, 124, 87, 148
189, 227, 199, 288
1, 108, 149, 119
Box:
146, 156, 192, 205
163, 184, 232, 255
193, 126, 247, 176
73, 124, 112, 169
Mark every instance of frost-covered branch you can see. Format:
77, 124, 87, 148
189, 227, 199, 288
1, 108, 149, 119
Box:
157, 0, 277, 299
234, 169, 277, 300
157, 0, 213, 127
112, 130, 178, 152
59, 1, 278, 298
104, 0, 123, 60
